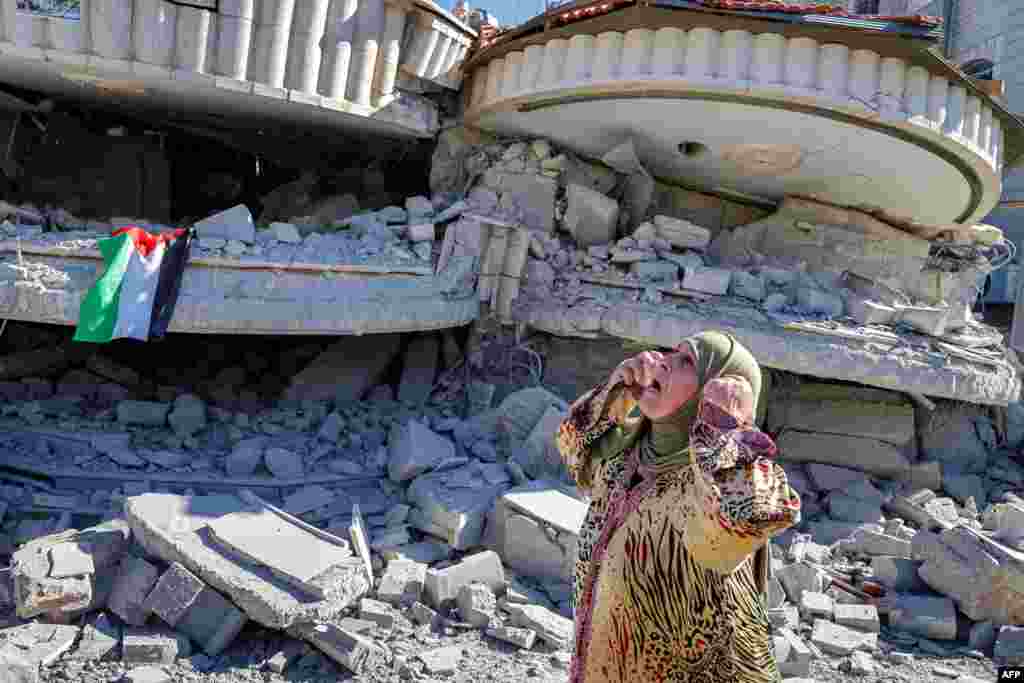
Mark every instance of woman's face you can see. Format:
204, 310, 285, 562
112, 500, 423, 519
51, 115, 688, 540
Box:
636, 347, 700, 420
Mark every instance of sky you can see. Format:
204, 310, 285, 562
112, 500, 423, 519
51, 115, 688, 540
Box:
451, 0, 552, 29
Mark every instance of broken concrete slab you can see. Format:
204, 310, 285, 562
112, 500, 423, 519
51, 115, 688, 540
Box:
418, 645, 463, 675
870, 557, 928, 593
776, 431, 912, 480
193, 205, 255, 243
810, 618, 878, 655
283, 335, 401, 403
124, 493, 370, 630
424, 551, 505, 609
108, 555, 161, 627
833, 603, 880, 633
407, 464, 511, 550
122, 666, 172, 683
911, 525, 1024, 625
486, 624, 537, 649
388, 420, 455, 483
70, 612, 120, 661
768, 394, 915, 446
207, 507, 352, 599
457, 582, 496, 628
359, 597, 394, 630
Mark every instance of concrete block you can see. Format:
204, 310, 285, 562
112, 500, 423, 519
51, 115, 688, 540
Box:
682, 266, 731, 295
193, 205, 255, 243
456, 582, 496, 627
886, 594, 957, 640
397, 334, 439, 404
424, 551, 505, 608
775, 562, 826, 604
145, 562, 247, 656
410, 601, 442, 628
870, 557, 927, 592
799, 591, 834, 620
846, 297, 897, 325
418, 645, 463, 675
388, 420, 454, 483
503, 603, 572, 649
406, 466, 510, 550
630, 260, 678, 282
143, 562, 204, 627
810, 618, 877, 655
838, 529, 911, 558
833, 603, 880, 633
773, 397, 915, 446
71, 612, 121, 661
122, 627, 190, 664
493, 481, 585, 582
122, 666, 171, 683
108, 556, 161, 627
486, 625, 537, 649
563, 184, 618, 247
768, 605, 799, 630
381, 541, 451, 565
483, 171, 557, 233
776, 627, 812, 677
358, 598, 394, 630
653, 215, 710, 250
225, 438, 264, 477
291, 622, 377, 675
376, 560, 427, 607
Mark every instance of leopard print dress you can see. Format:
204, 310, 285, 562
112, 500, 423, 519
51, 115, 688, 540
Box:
556, 379, 801, 683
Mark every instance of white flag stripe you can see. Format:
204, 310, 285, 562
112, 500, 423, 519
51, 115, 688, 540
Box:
111, 241, 166, 341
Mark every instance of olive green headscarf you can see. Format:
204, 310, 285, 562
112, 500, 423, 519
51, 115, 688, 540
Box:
643, 330, 762, 473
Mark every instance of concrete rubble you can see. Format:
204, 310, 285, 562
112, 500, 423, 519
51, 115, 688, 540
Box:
0, 126, 1019, 683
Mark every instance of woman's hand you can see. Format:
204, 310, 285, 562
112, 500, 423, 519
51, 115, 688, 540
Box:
610, 351, 666, 398
702, 376, 754, 427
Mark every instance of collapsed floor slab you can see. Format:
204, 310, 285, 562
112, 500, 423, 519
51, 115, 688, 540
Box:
124, 493, 370, 630
514, 298, 1019, 406
0, 243, 478, 335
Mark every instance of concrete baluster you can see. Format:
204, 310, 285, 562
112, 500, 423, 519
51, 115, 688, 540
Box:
1, 0, 16, 44
751, 32, 783, 86
437, 40, 465, 85
175, 6, 212, 72
216, 0, 254, 79
621, 28, 653, 77
519, 43, 544, 91
347, 0, 383, 106
134, 0, 176, 66
817, 44, 849, 100
591, 31, 622, 81
425, 33, 452, 80
248, 0, 296, 86
784, 37, 816, 90
370, 0, 407, 100
878, 57, 907, 118
686, 27, 718, 82
926, 75, 948, 129
963, 96, 981, 147
402, 11, 438, 78
944, 84, 965, 137
719, 29, 752, 84
848, 49, 880, 108
90, 0, 133, 59
652, 27, 684, 77
904, 65, 929, 118
483, 56, 503, 105
469, 63, 488, 109
284, 0, 330, 92
501, 50, 522, 96
318, 0, 360, 98
978, 105, 993, 160
564, 34, 592, 82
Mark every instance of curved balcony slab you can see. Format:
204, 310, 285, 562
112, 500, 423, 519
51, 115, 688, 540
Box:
513, 296, 1019, 407
0, 240, 479, 335
0, 0, 474, 138
464, 11, 1023, 226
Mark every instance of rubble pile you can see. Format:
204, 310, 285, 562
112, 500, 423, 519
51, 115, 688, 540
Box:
0, 191, 471, 271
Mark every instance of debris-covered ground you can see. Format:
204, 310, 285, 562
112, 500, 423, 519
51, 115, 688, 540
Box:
0, 318, 1020, 683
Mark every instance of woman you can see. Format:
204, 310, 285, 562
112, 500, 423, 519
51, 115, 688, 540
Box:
556, 330, 801, 683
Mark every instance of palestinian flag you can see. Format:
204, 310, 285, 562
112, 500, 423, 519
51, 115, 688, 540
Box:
73, 226, 193, 343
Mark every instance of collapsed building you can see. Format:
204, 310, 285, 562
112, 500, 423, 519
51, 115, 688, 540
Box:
2, 0, 1024, 681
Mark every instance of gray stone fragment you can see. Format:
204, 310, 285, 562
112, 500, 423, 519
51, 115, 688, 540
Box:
388, 420, 454, 483
264, 447, 304, 478
71, 612, 121, 661
117, 401, 170, 427
167, 395, 206, 436
776, 627, 812, 677
410, 601, 442, 628
376, 560, 427, 607
291, 622, 377, 675
810, 619, 878, 655
456, 582, 496, 627
359, 598, 394, 630
833, 603, 880, 633
225, 438, 264, 477
799, 591, 834, 620
775, 562, 826, 604
504, 603, 573, 649
486, 625, 537, 649
122, 666, 171, 683
193, 205, 255, 243
0, 648, 36, 683
122, 627, 190, 664
418, 645, 463, 675
265, 639, 304, 674
424, 551, 505, 608
108, 556, 160, 627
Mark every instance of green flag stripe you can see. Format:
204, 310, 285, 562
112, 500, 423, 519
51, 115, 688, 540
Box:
72, 232, 136, 343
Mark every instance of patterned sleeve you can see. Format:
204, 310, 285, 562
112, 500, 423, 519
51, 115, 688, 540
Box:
555, 379, 637, 492
689, 377, 802, 541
